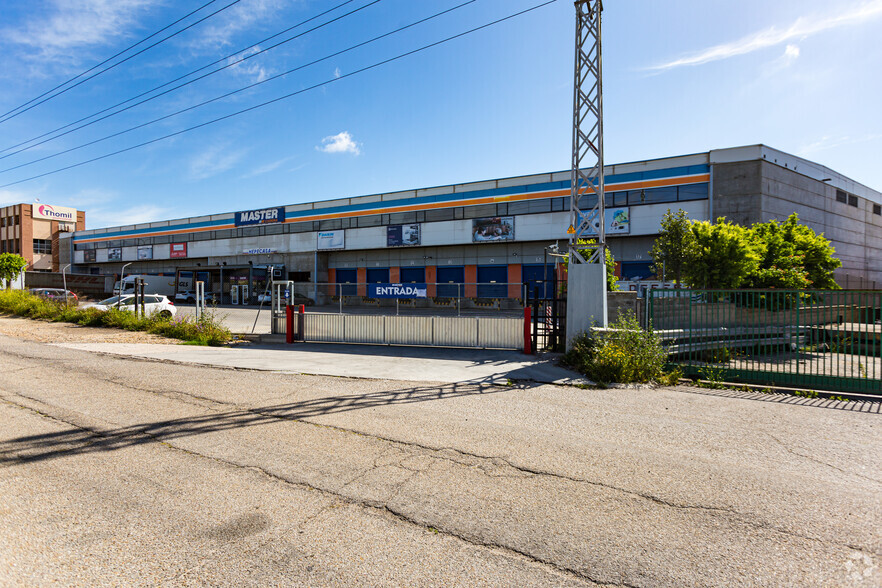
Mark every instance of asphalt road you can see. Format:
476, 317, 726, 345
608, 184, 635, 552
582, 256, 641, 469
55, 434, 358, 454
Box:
1, 335, 880, 586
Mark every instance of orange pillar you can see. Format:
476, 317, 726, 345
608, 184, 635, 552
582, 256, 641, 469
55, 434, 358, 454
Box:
426, 266, 437, 297
357, 267, 367, 297
464, 265, 477, 298
389, 266, 400, 283
508, 263, 522, 299
328, 268, 336, 296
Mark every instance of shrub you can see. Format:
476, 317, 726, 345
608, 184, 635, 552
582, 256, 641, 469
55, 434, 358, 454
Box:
562, 313, 671, 385
0, 289, 232, 346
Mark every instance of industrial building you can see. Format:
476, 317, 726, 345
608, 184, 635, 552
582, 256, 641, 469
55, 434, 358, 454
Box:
64, 144, 882, 303
1, 203, 85, 272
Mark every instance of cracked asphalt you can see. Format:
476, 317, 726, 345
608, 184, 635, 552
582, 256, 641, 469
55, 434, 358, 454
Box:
0, 333, 880, 586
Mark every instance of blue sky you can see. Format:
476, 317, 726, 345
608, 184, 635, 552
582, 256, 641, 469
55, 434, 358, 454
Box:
0, 0, 880, 229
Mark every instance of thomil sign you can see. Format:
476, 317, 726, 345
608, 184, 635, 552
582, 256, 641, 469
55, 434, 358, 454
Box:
32, 203, 76, 222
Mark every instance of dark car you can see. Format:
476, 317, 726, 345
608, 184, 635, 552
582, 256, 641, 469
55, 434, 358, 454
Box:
29, 288, 78, 303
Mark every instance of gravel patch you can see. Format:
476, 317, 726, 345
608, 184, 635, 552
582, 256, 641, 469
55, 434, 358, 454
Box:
0, 314, 179, 345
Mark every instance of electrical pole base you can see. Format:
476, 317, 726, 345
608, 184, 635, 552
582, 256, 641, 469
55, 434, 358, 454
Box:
565, 263, 608, 350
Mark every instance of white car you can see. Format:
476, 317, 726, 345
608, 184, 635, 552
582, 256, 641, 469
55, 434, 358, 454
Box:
87, 294, 176, 318
174, 290, 217, 304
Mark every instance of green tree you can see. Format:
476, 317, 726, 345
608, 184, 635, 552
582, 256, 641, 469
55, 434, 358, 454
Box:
0, 253, 27, 289
564, 239, 620, 291
747, 214, 840, 290
684, 218, 758, 289
649, 208, 693, 285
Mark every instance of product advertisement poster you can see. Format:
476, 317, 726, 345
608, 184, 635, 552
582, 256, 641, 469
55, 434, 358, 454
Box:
317, 230, 345, 250
580, 207, 630, 235
387, 224, 421, 247
472, 216, 515, 242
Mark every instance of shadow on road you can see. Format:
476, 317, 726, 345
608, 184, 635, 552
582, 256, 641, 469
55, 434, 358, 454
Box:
1, 376, 535, 466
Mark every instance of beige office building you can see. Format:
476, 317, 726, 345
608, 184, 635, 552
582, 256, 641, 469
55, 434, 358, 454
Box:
0, 203, 85, 271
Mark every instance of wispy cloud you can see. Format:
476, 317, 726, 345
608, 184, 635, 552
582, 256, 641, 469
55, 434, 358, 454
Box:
648, 0, 882, 72
241, 155, 298, 178
3, 0, 161, 63
188, 143, 249, 180
225, 46, 270, 83
798, 134, 882, 156
195, 0, 290, 51
316, 131, 360, 155
87, 204, 171, 229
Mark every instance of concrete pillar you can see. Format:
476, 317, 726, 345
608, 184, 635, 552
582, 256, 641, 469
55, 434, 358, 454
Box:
426, 266, 436, 297
389, 266, 400, 283
566, 263, 608, 349
464, 265, 477, 297
508, 263, 522, 298
357, 267, 366, 297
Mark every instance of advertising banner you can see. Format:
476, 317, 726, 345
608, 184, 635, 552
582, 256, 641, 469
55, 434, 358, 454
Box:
170, 242, 188, 258
137, 246, 153, 260
473, 216, 515, 242
84, 249, 96, 262
387, 224, 420, 247
580, 207, 630, 235
107, 247, 122, 261
235, 207, 284, 227
368, 283, 428, 299
317, 230, 344, 250
32, 203, 76, 222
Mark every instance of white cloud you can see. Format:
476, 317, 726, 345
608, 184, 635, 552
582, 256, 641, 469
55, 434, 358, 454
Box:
334, 67, 342, 79
188, 143, 249, 180
648, 0, 882, 72
316, 132, 360, 155
3, 0, 161, 63
226, 46, 270, 83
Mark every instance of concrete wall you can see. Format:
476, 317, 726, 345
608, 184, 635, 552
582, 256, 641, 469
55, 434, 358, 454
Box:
713, 159, 882, 287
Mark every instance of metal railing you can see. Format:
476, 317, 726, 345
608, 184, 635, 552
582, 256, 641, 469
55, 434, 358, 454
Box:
648, 289, 882, 395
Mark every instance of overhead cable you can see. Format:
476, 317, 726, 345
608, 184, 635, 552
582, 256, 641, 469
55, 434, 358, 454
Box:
0, 0, 558, 189
0, 0, 363, 158
0, 0, 246, 125
0, 0, 475, 174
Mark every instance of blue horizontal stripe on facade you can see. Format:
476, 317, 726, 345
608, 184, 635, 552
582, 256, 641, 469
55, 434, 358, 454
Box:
75, 164, 709, 243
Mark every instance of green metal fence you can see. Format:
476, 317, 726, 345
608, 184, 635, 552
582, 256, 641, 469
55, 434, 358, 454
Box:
647, 289, 882, 395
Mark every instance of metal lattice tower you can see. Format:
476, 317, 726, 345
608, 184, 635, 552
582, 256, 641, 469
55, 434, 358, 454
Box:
569, 0, 604, 265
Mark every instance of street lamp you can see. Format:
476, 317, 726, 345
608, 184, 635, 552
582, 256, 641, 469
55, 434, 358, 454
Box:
61, 264, 71, 305
118, 262, 133, 306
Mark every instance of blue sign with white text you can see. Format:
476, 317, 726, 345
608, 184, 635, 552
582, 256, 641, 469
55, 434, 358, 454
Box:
369, 283, 428, 299
235, 207, 284, 227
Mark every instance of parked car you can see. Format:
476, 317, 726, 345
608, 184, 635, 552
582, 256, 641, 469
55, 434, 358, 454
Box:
256, 291, 314, 305
85, 294, 176, 318
174, 290, 217, 304
29, 288, 78, 303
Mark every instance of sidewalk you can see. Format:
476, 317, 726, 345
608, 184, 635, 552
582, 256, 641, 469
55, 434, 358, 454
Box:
54, 341, 588, 385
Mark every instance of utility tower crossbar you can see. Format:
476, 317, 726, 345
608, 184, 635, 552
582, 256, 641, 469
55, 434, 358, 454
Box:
569, 0, 605, 265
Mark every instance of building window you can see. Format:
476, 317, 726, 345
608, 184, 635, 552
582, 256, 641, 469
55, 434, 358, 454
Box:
33, 239, 52, 254
848, 195, 858, 207
836, 190, 848, 203
874, 204, 881, 216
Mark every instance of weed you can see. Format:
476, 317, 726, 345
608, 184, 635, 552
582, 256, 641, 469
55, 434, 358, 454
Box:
561, 314, 668, 385
0, 289, 232, 346
793, 389, 819, 399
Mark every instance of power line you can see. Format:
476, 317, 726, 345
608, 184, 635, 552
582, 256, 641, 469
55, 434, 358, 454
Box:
0, 0, 372, 160
0, 0, 246, 125
0, 0, 558, 189
0, 0, 476, 174
0, 0, 363, 158
0, 0, 227, 122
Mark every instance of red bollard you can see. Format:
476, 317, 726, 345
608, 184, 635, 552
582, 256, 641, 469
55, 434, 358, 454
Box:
286, 305, 294, 344
523, 306, 532, 355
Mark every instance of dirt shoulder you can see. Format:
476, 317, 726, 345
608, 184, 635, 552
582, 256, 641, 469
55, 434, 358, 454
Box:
0, 314, 180, 345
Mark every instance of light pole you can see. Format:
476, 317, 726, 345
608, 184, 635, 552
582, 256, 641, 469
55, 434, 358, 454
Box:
118, 262, 133, 306
61, 264, 71, 305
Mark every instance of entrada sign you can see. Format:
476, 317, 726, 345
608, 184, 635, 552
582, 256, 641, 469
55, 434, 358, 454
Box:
235, 207, 284, 226
369, 283, 428, 299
